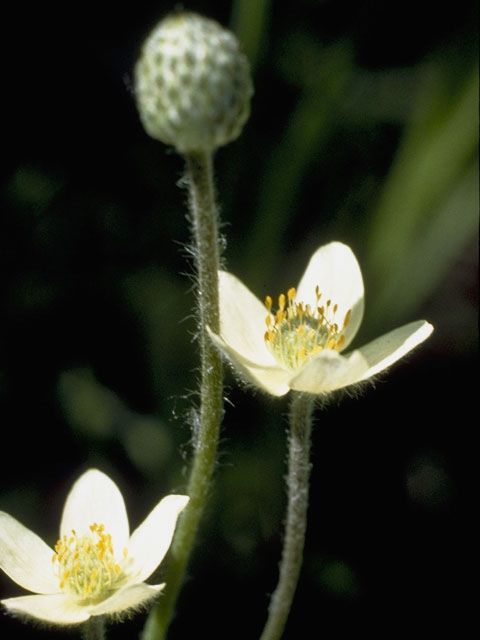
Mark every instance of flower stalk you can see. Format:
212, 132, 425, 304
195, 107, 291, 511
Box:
82, 616, 105, 640
142, 150, 223, 640
260, 392, 315, 640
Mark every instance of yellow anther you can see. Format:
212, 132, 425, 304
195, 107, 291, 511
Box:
263, 284, 347, 370
343, 309, 351, 328
52, 521, 124, 601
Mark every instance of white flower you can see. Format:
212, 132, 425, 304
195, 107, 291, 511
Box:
209, 242, 433, 396
0, 469, 188, 625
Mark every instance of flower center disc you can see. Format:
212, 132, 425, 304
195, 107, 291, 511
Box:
52, 523, 127, 602
264, 286, 351, 371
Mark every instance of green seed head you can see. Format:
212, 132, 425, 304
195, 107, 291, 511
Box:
134, 12, 253, 154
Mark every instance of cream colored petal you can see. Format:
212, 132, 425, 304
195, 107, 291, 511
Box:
0, 512, 59, 594
88, 583, 163, 616
1, 593, 90, 624
217, 270, 276, 366
127, 495, 188, 583
60, 469, 129, 554
291, 321, 433, 393
209, 329, 291, 396
289, 349, 369, 394
295, 242, 364, 349
356, 320, 433, 381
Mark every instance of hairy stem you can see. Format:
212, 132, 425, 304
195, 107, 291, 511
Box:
81, 616, 105, 640
260, 392, 315, 640
142, 151, 223, 640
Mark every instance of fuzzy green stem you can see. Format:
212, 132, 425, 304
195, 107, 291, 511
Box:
81, 616, 105, 640
260, 392, 315, 640
142, 151, 223, 640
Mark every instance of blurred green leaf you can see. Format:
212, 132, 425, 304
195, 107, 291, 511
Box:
230, 0, 272, 71
366, 65, 478, 327
7, 165, 61, 209
245, 39, 354, 281
58, 368, 174, 476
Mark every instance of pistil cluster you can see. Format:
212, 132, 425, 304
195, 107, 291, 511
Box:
52, 523, 127, 602
264, 286, 351, 371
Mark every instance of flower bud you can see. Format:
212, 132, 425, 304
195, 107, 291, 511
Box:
134, 12, 253, 154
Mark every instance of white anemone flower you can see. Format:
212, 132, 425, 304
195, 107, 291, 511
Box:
209, 242, 433, 396
0, 469, 188, 625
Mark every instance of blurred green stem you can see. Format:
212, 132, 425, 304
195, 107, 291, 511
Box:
82, 616, 105, 640
260, 392, 315, 640
142, 151, 223, 640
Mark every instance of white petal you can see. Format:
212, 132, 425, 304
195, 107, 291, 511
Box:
356, 320, 434, 381
291, 321, 433, 393
209, 330, 291, 396
217, 271, 276, 366
88, 582, 163, 616
290, 349, 369, 394
295, 242, 364, 349
60, 469, 129, 554
127, 495, 188, 583
0, 512, 59, 594
1, 593, 90, 625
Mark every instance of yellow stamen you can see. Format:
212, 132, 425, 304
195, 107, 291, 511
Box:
264, 285, 351, 371
52, 522, 125, 603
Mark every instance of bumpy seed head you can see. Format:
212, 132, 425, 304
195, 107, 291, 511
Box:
264, 286, 351, 371
134, 11, 253, 153
52, 523, 128, 603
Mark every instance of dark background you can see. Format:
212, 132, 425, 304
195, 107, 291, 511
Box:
1, 1, 477, 638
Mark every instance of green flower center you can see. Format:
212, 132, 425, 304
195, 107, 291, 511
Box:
52, 523, 128, 602
264, 286, 351, 371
